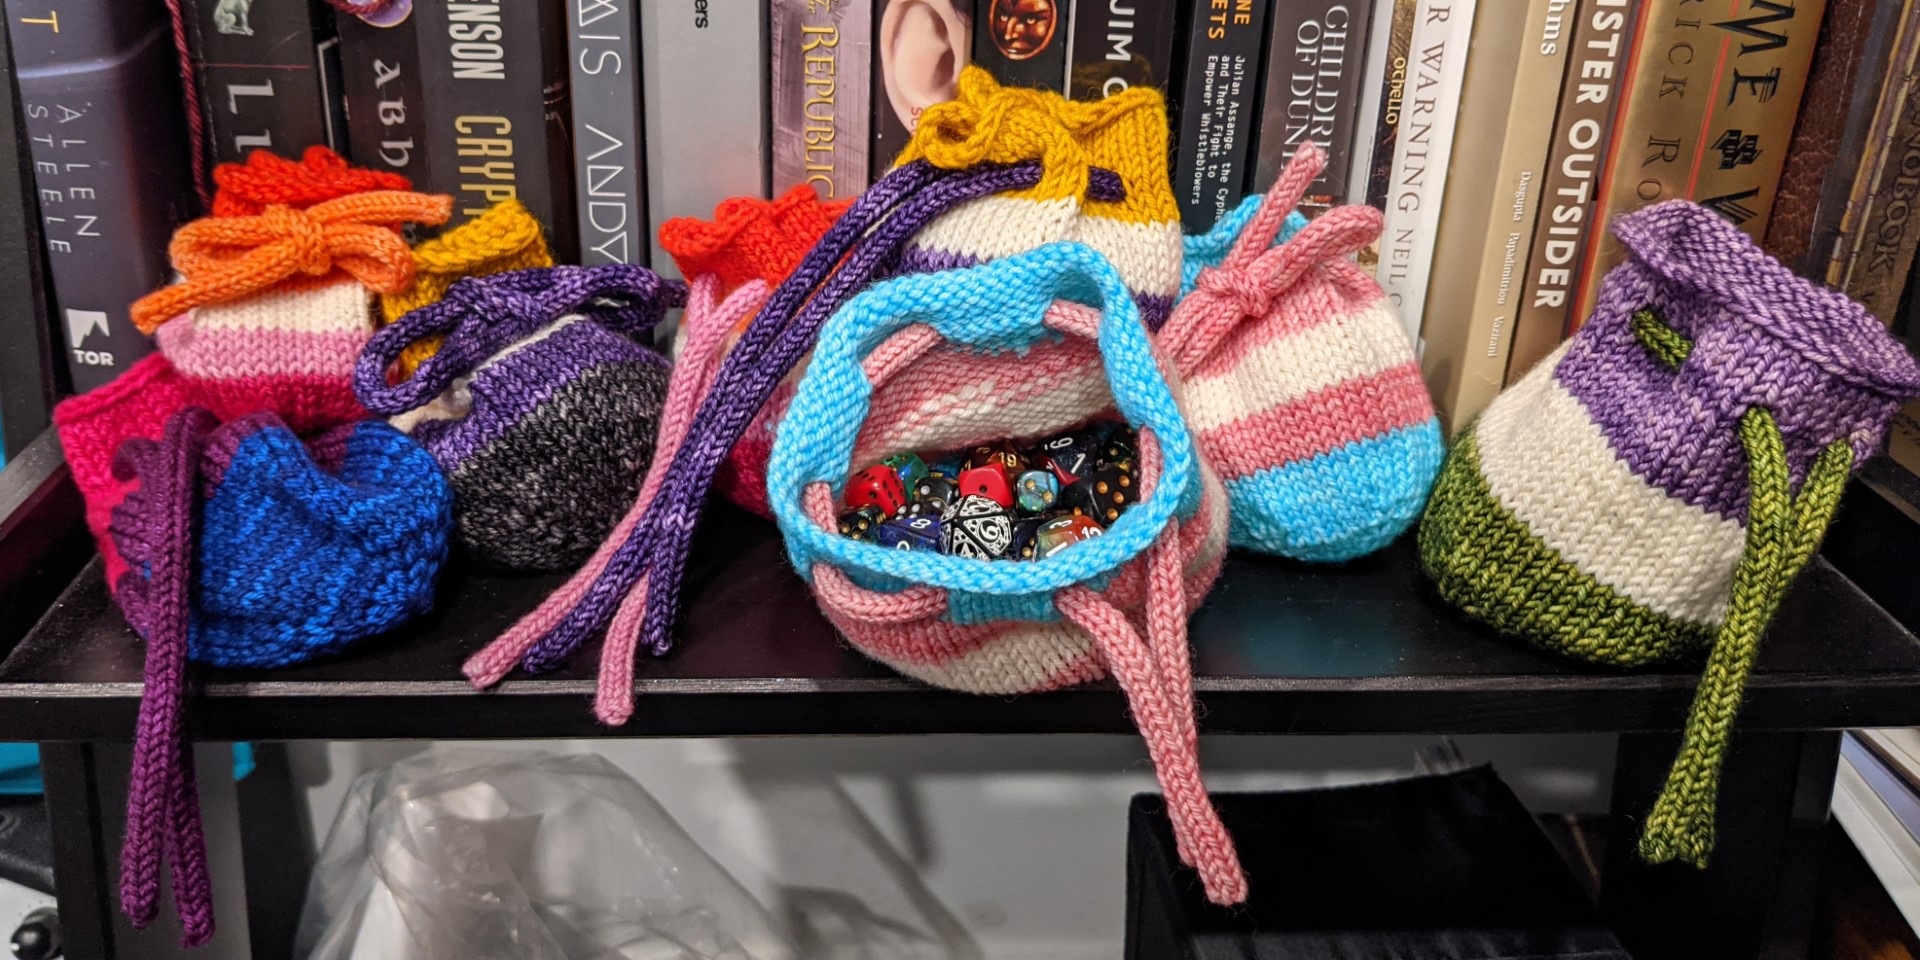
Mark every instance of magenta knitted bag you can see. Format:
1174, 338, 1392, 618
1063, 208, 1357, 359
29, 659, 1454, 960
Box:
766, 243, 1241, 904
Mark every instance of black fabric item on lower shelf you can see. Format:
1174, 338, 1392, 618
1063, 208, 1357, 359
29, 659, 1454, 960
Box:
1125, 765, 1629, 960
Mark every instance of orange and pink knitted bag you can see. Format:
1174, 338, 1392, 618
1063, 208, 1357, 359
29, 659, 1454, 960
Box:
1159, 144, 1443, 561
766, 243, 1244, 905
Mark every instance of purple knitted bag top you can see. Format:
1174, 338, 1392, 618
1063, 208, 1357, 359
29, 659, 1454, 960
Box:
1421, 200, 1920, 867
356, 264, 685, 571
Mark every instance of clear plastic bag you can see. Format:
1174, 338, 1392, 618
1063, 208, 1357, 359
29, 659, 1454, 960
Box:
294, 748, 795, 960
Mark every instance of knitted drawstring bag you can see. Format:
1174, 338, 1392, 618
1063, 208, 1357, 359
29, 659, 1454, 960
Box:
767, 243, 1243, 904
1159, 144, 1442, 560
108, 406, 451, 945
1419, 200, 1920, 867
377, 198, 556, 378
463, 66, 1192, 717
130, 184, 453, 433
657, 184, 853, 518
355, 264, 682, 571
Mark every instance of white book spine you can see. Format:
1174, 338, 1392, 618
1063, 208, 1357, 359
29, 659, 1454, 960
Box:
1347, 0, 1396, 203
1377, 0, 1476, 348
570, 0, 646, 266
641, 0, 770, 278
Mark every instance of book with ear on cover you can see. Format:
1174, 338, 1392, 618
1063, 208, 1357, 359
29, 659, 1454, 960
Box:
642, 0, 767, 276
568, 0, 647, 265
1171, 0, 1274, 231
1823, 2, 1920, 325
179, 0, 346, 166
1065, 0, 1175, 100
414, 0, 578, 259
771, 0, 871, 201
334, 5, 431, 192
1375, 0, 1475, 345
1419, 0, 1570, 433
6, 0, 194, 393
973, 0, 1067, 91
1505, 0, 1635, 384
1252, 0, 1375, 212
1569, 0, 1827, 330
871, 0, 971, 179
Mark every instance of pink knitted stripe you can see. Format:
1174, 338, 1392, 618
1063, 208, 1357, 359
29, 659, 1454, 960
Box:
158, 326, 368, 379
1196, 362, 1433, 481
53, 354, 197, 585
177, 376, 368, 436
1185, 291, 1392, 382
828, 613, 1106, 692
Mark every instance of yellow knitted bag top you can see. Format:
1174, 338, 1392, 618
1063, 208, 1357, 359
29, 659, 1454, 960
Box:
377, 198, 554, 376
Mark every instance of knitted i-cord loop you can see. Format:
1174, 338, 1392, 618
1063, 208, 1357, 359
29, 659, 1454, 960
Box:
356, 263, 686, 416
210, 145, 412, 218
108, 408, 219, 948
378, 199, 556, 377
131, 191, 455, 334
463, 159, 1044, 700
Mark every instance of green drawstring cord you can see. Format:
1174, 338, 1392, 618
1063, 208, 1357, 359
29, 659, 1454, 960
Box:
1627, 309, 1855, 867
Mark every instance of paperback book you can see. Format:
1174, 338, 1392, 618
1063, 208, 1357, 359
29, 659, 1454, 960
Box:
1171, 0, 1274, 231
335, 5, 431, 191
871, 0, 971, 178
1253, 0, 1375, 210
771, 0, 872, 200
569, 0, 647, 264
180, 0, 345, 166
972, 0, 1068, 91
1065, 0, 1175, 99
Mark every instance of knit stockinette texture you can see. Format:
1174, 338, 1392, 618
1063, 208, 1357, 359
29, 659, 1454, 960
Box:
54, 353, 197, 586
656, 185, 852, 518
1163, 144, 1442, 560
378, 199, 555, 378
359, 264, 680, 571
210, 145, 411, 217
1419, 200, 1920, 869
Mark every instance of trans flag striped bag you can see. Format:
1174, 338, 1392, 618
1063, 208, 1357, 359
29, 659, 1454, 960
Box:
1158, 144, 1442, 560
766, 244, 1244, 906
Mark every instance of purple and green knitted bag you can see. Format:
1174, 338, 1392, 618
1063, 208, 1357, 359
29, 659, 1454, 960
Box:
1419, 200, 1920, 867
356, 264, 682, 571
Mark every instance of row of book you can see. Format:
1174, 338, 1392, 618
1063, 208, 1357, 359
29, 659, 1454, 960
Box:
13, 0, 1920, 434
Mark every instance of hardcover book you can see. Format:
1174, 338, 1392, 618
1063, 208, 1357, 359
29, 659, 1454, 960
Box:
1253, 0, 1375, 210
1684, 1, 1826, 240
972, 0, 1067, 91
642, 0, 768, 276
569, 0, 647, 265
771, 0, 871, 200
872, 0, 971, 179
414, 0, 578, 258
1171, 0, 1274, 231
1376, 0, 1475, 344
1360, 0, 1418, 210
335, 5, 431, 190
1065, 0, 1175, 100
7, 0, 194, 392
1343, 0, 1395, 204
1824, 2, 1920, 324
180, 0, 346, 166
1419, 0, 1570, 432
1506, 0, 1635, 383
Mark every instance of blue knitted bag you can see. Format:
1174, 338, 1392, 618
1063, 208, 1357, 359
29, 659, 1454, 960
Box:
766, 242, 1247, 905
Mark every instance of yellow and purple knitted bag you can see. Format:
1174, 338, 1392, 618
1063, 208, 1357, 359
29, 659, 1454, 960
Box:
1420, 200, 1920, 866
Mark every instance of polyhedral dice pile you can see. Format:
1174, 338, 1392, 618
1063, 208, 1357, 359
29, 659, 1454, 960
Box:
837, 421, 1141, 560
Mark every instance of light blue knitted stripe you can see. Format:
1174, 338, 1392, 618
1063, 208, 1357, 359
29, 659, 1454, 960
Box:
768, 242, 1200, 604
1223, 419, 1445, 562
1180, 196, 1308, 299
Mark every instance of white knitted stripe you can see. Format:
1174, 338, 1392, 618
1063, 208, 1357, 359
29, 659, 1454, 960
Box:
909, 194, 1079, 263
870, 621, 1096, 694
186, 279, 372, 335
1179, 300, 1411, 434
1475, 355, 1743, 625
856, 366, 1112, 463
1072, 215, 1183, 299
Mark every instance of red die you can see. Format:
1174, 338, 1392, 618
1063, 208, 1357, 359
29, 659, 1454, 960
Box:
845, 464, 907, 516
957, 464, 1014, 508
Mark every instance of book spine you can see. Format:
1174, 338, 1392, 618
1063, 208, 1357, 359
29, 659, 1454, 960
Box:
7, 0, 193, 393
415, 0, 578, 258
971, 0, 1068, 91
641, 0, 767, 275
871, 0, 973, 180
1506, 0, 1634, 383
180, 0, 346, 164
770, 0, 872, 200
1360, 0, 1418, 210
1419, 0, 1568, 431
1683, 2, 1826, 238
1376, 0, 1475, 345
1343, 0, 1393, 202
335, 9, 431, 188
1065, 0, 1177, 99
569, 0, 646, 265
1830, 14, 1920, 324
1801, 0, 1913, 279
1171, 0, 1274, 231
1253, 0, 1375, 208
